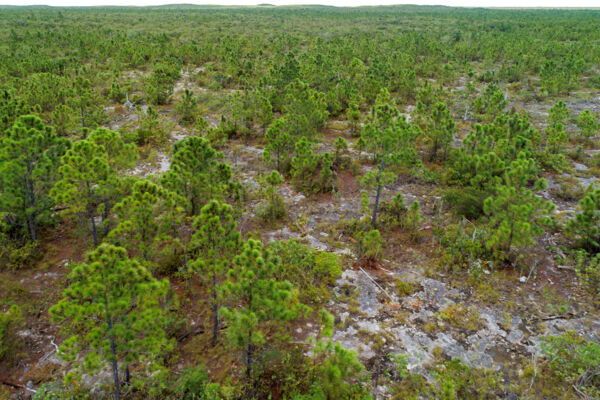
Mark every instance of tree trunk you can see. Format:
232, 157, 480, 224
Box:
87, 183, 98, 247
212, 269, 218, 347
23, 174, 37, 242
80, 105, 85, 128
104, 300, 121, 400
246, 340, 253, 380
371, 154, 385, 228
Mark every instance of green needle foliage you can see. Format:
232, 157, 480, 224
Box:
87, 128, 137, 174
257, 170, 286, 222
161, 137, 234, 216
346, 102, 362, 137
51, 139, 111, 247
290, 137, 334, 194
472, 83, 507, 122
417, 101, 456, 161
577, 109, 598, 143
544, 101, 570, 170
220, 239, 300, 380
50, 244, 173, 400
483, 154, 555, 262
0, 115, 69, 243
566, 189, 600, 252
0, 89, 32, 132
359, 89, 421, 227
190, 200, 242, 347
301, 310, 371, 400
263, 117, 295, 173
176, 88, 200, 125
283, 79, 328, 137
109, 179, 185, 267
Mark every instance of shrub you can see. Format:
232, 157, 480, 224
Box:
541, 331, 600, 399
359, 229, 382, 260
443, 187, 488, 220
0, 305, 24, 364
575, 252, 600, 307
256, 170, 286, 223
268, 240, 342, 304
175, 365, 229, 400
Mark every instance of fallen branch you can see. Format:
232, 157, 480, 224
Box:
1, 380, 37, 394
358, 267, 394, 303
556, 265, 575, 271
51, 336, 60, 353
176, 327, 205, 342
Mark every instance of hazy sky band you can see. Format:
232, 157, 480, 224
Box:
2, 1, 600, 8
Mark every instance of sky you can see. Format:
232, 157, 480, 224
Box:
1, 0, 599, 8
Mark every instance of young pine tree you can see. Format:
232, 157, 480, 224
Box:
424, 102, 456, 161
483, 154, 555, 260
161, 137, 233, 216
50, 244, 172, 400
190, 200, 242, 346
263, 118, 294, 173
176, 88, 200, 125
52, 136, 121, 247
109, 179, 185, 265
258, 170, 286, 222
0, 115, 69, 243
220, 239, 299, 380
577, 109, 598, 144
566, 189, 600, 252
360, 89, 421, 227
87, 128, 138, 235
346, 102, 361, 137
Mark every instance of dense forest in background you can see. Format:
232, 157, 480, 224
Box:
0, 4, 599, 399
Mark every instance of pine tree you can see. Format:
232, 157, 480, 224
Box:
360, 89, 421, 227
566, 189, 600, 252
87, 128, 138, 235
0, 115, 70, 242
109, 179, 185, 265
161, 137, 233, 216
546, 101, 570, 154
68, 76, 107, 130
307, 310, 369, 400
263, 118, 294, 173
346, 102, 361, 137
283, 79, 328, 137
472, 83, 507, 122
220, 239, 299, 380
50, 244, 172, 400
51, 104, 77, 137
577, 109, 598, 143
483, 154, 555, 260
190, 200, 242, 346
423, 102, 456, 161
135, 105, 169, 146
176, 88, 200, 125
258, 170, 286, 222
0, 89, 32, 132
51, 139, 111, 247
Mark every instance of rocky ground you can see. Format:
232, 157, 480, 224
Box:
5, 68, 600, 398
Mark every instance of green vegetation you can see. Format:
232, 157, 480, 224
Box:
1, 4, 599, 399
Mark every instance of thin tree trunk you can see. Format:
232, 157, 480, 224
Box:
212, 269, 218, 347
371, 154, 385, 228
87, 183, 98, 247
24, 174, 37, 242
104, 299, 121, 400
246, 333, 253, 380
